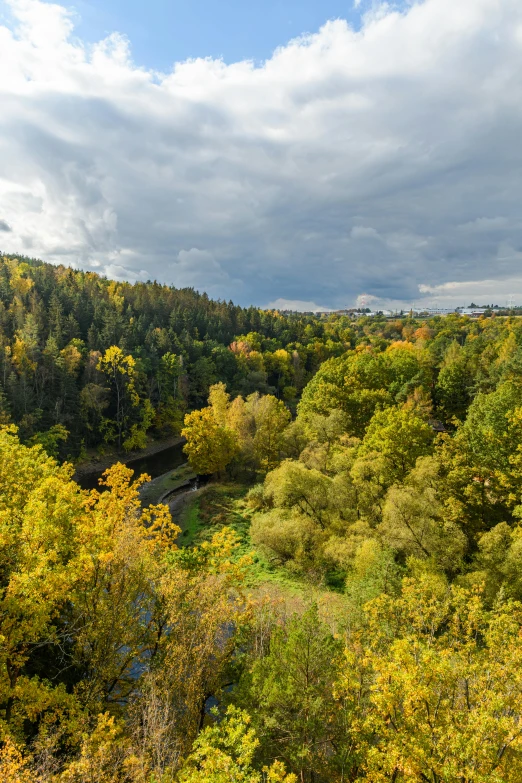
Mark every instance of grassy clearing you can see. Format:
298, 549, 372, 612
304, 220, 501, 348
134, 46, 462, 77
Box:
178, 497, 203, 546
178, 482, 341, 597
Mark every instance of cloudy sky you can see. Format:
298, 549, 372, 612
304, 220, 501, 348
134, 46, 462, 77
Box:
0, 0, 521, 311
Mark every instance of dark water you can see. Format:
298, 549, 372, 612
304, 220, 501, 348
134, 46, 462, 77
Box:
77, 441, 187, 490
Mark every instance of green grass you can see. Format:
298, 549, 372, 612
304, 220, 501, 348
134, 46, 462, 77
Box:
179, 497, 204, 547
177, 482, 333, 595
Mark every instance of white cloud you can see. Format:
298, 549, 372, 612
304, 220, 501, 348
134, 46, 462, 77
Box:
170, 248, 241, 297
458, 217, 509, 232
102, 262, 148, 282
418, 278, 522, 306
0, 0, 522, 307
351, 226, 381, 240
265, 298, 333, 312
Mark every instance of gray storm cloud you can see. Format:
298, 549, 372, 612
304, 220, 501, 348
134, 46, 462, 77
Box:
0, 0, 522, 308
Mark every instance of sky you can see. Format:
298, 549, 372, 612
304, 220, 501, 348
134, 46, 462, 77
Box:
0, 0, 521, 311
62, 0, 366, 72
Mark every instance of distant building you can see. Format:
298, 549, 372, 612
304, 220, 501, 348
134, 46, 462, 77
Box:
421, 307, 458, 316
357, 310, 394, 318
458, 308, 487, 317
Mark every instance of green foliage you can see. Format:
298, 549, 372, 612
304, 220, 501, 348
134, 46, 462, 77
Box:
379, 455, 467, 572
236, 605, 346, 782
6, 257, 522, 781
344, 538, 403, 613
251, 508, 318, 566
29, 423, 69, 458
435, 341, 474, 419
454, 381, 522, 475
179, 706, 296, 783
297, 343, 429, 436
0, 427, 253, 781
360, 406, 435, 484
182, 406, 239, 475
247, 393, 292, 472
264, 460, 332, 526
342, 577, 522, 782
0, 255, 355, 456
466, 522, 522, 602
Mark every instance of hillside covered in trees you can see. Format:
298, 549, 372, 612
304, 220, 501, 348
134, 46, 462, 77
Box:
0, 254, 352, 457
3, 257, 522, 781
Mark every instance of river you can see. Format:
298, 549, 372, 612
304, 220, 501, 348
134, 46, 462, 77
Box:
76, 440, 188, 491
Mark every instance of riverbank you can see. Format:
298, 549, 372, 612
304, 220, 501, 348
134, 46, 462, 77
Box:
140, 462, 197, 506
74, 435, 185, 483
171, 482, 351, 623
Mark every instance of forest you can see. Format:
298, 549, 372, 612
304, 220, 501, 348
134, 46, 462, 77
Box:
0, 255, 350, 456
2, 254, 522, 782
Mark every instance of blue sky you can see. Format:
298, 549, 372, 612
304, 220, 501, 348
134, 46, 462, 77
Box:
1, 0, 521, 311
68, 0, 364, 70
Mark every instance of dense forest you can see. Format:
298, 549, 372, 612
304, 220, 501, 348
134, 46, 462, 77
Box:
0, 255, 351, 457
3, 256, 522, 781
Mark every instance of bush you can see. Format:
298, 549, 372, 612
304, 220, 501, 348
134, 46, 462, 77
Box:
245, 483, 269, 510
251, 509, 318, 565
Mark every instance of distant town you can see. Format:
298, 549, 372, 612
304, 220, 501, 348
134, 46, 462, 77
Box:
280, 304, 522, 319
